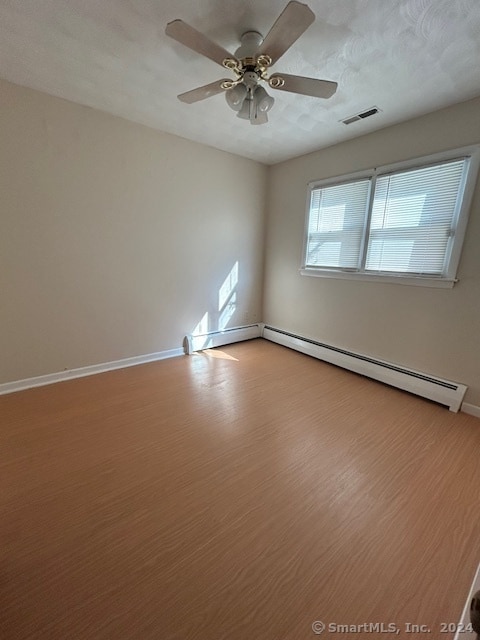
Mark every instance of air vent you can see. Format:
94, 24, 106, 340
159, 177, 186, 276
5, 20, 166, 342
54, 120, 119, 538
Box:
341, 106, 380, 125
343, 115, 361, 125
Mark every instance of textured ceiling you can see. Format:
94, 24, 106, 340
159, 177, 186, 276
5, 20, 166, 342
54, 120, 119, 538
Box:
1, 0, 480, 164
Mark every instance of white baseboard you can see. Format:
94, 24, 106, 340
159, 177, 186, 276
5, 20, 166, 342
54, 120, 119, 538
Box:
0, 347, 184, 396
185, 323, 263, 354
461, 402, 480, 419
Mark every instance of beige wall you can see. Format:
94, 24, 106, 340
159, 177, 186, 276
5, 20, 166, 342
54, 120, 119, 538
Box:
264, 97, 480, 405
3, 77, 479, 407
0, 79, 266, 383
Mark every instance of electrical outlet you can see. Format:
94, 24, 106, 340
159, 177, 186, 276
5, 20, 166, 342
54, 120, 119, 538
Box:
454, 563, 480, 640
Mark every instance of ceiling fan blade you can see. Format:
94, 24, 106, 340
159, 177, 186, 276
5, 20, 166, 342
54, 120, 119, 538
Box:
178, 79, 229, 104
259, 1, 315, 65
269, 73, 337, 98
166, 20, 236, 67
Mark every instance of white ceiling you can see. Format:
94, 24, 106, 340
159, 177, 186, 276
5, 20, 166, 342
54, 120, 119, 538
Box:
1, 0, 479, 164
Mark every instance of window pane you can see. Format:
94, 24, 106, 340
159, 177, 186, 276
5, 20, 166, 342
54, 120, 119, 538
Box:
306, 179, 370, 269
366, 159, 466, 275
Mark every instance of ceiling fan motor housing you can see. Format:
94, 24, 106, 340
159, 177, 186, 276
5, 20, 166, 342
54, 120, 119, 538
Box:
234, 31, 264, 61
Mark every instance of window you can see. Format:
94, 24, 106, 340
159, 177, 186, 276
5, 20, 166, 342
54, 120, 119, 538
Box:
302, 147, 479, 287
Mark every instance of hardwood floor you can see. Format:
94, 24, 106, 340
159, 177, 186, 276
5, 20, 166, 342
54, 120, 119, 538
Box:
1, 338, 479, 639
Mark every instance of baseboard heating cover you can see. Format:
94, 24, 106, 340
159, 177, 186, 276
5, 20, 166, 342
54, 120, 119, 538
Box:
185, 324, 263, 355
263, 326, 467, 412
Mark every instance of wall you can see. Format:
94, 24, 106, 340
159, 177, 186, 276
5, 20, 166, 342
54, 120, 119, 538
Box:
0, 79, 267, 383
264, 97, 480, 405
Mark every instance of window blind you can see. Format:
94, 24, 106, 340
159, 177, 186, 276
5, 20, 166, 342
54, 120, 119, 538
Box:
306, 179, 371, 269
365, 159, 467, 275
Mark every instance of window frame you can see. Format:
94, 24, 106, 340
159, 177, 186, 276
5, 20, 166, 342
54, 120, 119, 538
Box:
301, 146, 480, 288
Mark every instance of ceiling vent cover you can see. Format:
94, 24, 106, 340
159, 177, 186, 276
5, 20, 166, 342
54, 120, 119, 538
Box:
342, 106, 380, 125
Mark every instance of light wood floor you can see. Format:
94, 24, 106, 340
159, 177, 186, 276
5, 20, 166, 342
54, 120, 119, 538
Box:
1, 339, 480, 639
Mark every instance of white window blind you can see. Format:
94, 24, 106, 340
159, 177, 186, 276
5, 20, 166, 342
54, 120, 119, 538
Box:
303, 149, 477, 286
365, 159, 466, 275
306, 179, 371, 269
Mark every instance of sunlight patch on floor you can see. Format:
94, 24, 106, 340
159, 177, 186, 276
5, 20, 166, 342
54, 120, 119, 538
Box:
201, 349, 239, 361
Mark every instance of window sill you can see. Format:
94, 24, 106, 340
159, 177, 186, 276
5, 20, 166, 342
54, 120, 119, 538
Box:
300, 268, 457, 289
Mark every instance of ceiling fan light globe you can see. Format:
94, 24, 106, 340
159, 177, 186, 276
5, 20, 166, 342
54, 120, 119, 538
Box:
237, 96, 252, 120
259, 95, 275, 112
254, 85, 275, 112
225, 84, 247, 111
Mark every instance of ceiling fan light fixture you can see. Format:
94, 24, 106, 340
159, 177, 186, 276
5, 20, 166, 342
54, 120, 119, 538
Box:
225, 83, 247, 111
254, 85, 275, 112
166, 2, 339, 126
236, 95, 252, 120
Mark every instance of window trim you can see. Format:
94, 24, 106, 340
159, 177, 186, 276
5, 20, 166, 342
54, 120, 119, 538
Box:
301, 145, 480, 288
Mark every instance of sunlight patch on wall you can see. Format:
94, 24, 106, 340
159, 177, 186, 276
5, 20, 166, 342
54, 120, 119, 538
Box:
218, 262, 238, 331
192, 311, 209, 336
191, 311, 212, 351
188, 262, 241, 353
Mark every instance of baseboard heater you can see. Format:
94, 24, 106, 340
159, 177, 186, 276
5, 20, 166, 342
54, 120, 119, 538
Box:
263, 326, 467, 412
185, 323, 263, 355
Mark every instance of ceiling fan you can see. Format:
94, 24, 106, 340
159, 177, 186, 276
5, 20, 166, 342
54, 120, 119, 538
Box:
165, 1, 338, 125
